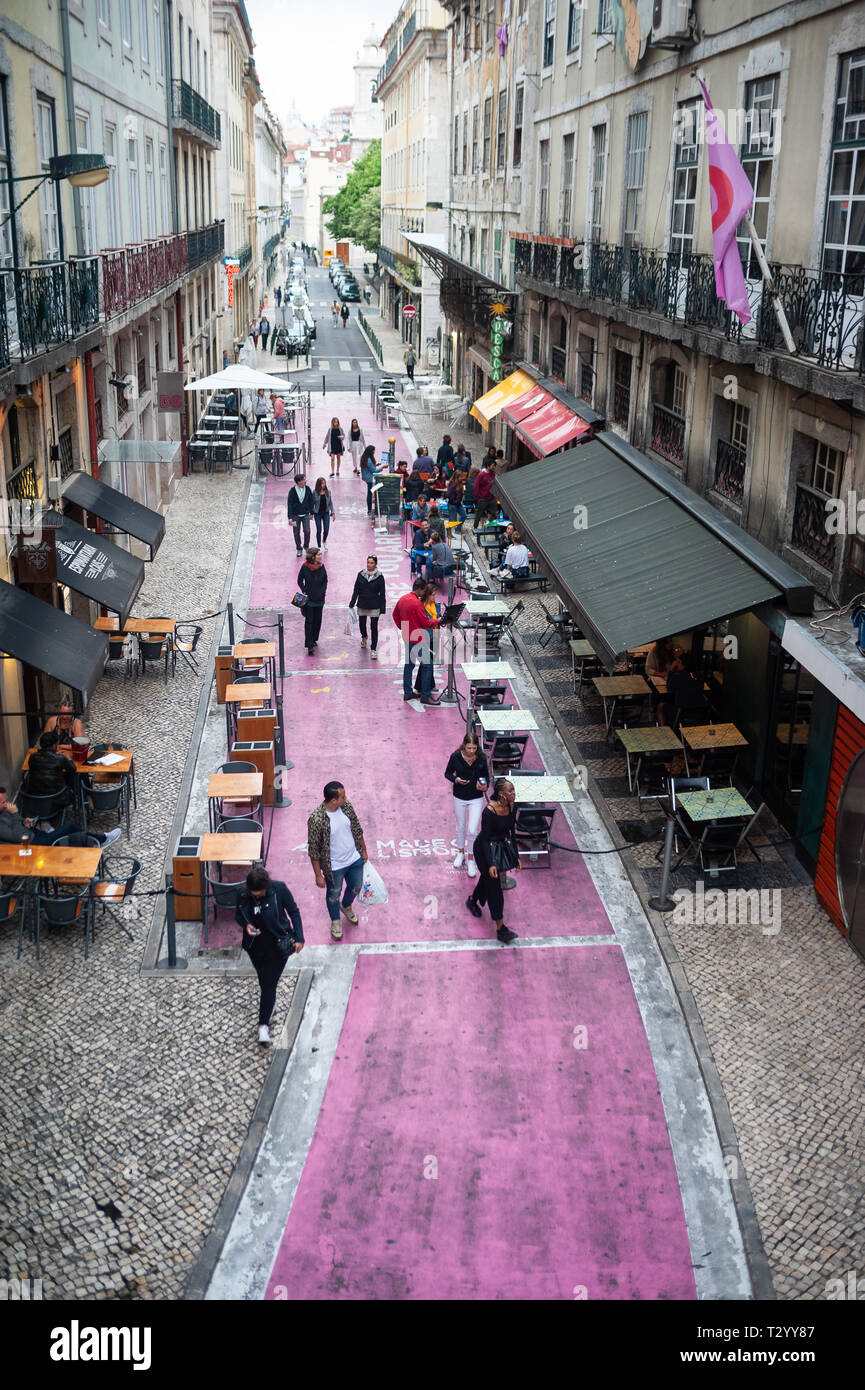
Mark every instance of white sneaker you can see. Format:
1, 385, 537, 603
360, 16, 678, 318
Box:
466, 857, 477, 878
258, 1024, 271, 1045
453, 851, 465, 869
102, 827, 122, 849
370, 649, 377, 659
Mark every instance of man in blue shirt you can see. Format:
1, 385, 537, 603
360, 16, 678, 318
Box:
411, 445, 434, 473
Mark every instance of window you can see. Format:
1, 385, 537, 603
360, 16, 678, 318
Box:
486, 0, 496, 46
453, 116, 459, 177
567, 0, 581, 52
154, 0, 164, 77
104, 123, 121, 245
538, 139, 550, 234
496, 90, 507, 173
203, 47, 207, 99
590, 123, 606, 244
159, 143, 169, 232
482, 96, 493, 173
462, 111, 468, 176
139, 0, 150, 62
472, 105, 479, 172
144, 138, 156, 237
823, 50, 865, 283
792, 436, 844, 569
730, 401, 750, 453
121, 0, 132, 48
36, 96, 60, 259
733, 76, 778, 277
463, 3, 470, 61
560, 132, 574, 235
0, 80, 17, 350
480, 227, 489, 277
598, 0, 612, 33
623, 111, 647, 249
551, 315, 567, 381
671, 364, 686, 417
493, 225, 503, 283
670, 99, 699, 256
611, 349, 631, 427
98, 0, 111, 25
543, 0, 555, 68
714, 400, 750, 504
128, 135, 141, 241
177, 11, 183, 79
578, 333, 595, 403
75, 114, 97, 254
513, 83, 524, 167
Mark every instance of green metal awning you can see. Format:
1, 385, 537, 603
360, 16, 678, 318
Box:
494, 434, 812, 668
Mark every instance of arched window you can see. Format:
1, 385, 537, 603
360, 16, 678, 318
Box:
550, 313, 567, 381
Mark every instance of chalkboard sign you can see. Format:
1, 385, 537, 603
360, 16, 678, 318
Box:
373, 473, 402, 517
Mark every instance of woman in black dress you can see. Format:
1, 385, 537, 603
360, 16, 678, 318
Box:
297, 546, 328, 655
323, 417, 345, 478
465, 777, 520, 944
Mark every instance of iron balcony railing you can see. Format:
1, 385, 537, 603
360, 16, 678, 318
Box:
0, 257, 99, 360
172, 79, 221, 144
187, 220, 225, 270
101, 234, 189, 317
378, 245, 396, 272
263, 232, 280, 262
714, 437, 747, 505
514, 238, 865, 378
237, 242, 252, 271
650, 402, 686, 466
792, 483, 836, 571
6, 460, 38, 502
550, 345, 567, 382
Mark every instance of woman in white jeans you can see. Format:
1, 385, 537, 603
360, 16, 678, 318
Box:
444, 732, 490, 878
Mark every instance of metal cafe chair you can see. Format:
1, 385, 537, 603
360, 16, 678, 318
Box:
92, 855, 141, 941
538, 599, 573, 648
175, 624, 204, 674
82, 776, 130, 839
25, 883, 94, 961
139, 635, 172, 683
514, 805, 557, 868
488, 734, 529, 775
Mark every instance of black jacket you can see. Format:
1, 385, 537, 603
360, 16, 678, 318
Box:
287, 484, 315, 519
235, 881, 304, 948
349, 570, 386, 613
445, 749, 490, 801
298, 562, 328, 604
25, 749, 76, 798
437, 443, 455, 468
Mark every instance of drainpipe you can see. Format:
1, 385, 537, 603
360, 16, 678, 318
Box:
175, 290, 188, 476
58, 0, 84, 257
165, 1, 179, 235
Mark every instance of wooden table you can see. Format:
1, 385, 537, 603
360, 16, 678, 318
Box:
207, 772, 263, 830
224, 682, 272, 706
199, 833, 262, 863
0, 843, 101, 879
232, 642, 275, 659
592, 674, 651, 735
681, 722, 747, 772
617, 726, 683, 792
95, 616, 175, 635
509, 775, 574, 803
677, 788, 752, 823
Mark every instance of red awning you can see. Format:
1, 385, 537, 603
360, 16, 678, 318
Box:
503, 385, 593, 457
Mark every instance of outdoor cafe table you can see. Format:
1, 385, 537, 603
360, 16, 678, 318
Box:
232, 642, 276, 684
680, 722, 747, 774
207, 772, 263, 831
462, 661, 515, 682
466, 599, 509, 618
199, 833, 262, 863
23, 746, 135, 826
592, 674, 652, 735
570, 638, 595, 694
509, 775, 574, 804
94, 617, 175, 635
224, 682, 271, 707
617, 726, 683, 793
477, 708, 538, 733
676, 788, 752, 822
0, 843, 102, 944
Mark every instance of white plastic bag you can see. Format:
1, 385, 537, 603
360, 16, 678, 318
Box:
358, 861, 388, 907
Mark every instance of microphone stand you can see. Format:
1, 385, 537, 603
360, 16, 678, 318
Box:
436, 573, 464, 711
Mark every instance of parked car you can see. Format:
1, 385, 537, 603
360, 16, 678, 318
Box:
301, 307, 316, 340
339, 281, 360, 302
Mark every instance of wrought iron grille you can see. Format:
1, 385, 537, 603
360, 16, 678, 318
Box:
559, 246, 583, 292
13, 263, 68, 358
69, 257, 99, 334
792, 483, 836, 570
6, 459, 38, 501
532, 242, 559, 285
58, 427, 75, 479
513, 240, 532, 277
550, 345, 567, 381
237, 242, 252, 271
172, 80, 221, 143
650, 402, 686, 465
714, 437, 747, 504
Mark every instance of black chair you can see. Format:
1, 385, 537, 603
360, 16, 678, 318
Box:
82, 776, 129, 839
24, 884, 93, 960
633, 751, 672, 805
92, 855, 141, 940
538, 600, 572, 648
19, 789, 73, 827
489, 734, 529, 774
211, 442, 233, 472
139, 636, 172, 683
0, 885, 23, 939
674, 706, 710, 730
470, 682, 508, 709
698, 746, 739, 784
175, 624, 204, 674
202, 867, 244, 944
188, 441, 209, 472
514, 806, 556, 867
216, 761, 256, 775
233, 672, 267, 685
662, 776, 710, 859
106, 633, 134, 679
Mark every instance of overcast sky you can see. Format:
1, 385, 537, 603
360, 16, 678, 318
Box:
246, 0, 397, 130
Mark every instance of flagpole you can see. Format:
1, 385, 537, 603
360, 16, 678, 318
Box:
742, 210, 797, 354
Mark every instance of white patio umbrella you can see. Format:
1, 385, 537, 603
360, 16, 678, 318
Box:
184, 363, 298, 392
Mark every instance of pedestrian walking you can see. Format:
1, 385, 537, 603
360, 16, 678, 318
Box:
236, 867, 304, 1046
348, 419, 365, 474
437, 435, 455, 471
340, 303, 350, 328
298, 545, 327, 655
445, 732, 490, 878
260, 315, 271, 352
287, 472, 315, 555
240, 389, 254, 435
308, 781, 369, 941
312, 476, 335, 548
250, 320, 260, 349
349, 555, 386, 659
392, 576, 440, 704
331, 300, 340, 325
359, 443, 378, 515
222, 349, 230, 370
275, 286, 282, 308
252, 388, 269, 435
323, 416, 345, 478
404, 344, 416, 381
270, 392, 286, 442
465, 778, 520, 944
472, 457, 498, 530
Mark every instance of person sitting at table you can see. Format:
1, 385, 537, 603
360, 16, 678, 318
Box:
395, 460, 409, 486
428, 464, 447, 492
0, 787, 121, 848
410, 518, 436, 575
437, 435, 455, 473
43, 698, 84, 748
427, 534, 456, 585
411, 445, 435, 474
404, 471, 425, 504
454, 443, 471, 473
646, 637, 675, 681
492, 532, 530, 580
447, 475, 466, 523
657, 651, 709, 727
411, 495, 432, 524
24, 731, 77, 810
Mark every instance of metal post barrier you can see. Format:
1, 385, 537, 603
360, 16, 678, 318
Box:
648, 813, 677, 911
227, 600, 235, 646
358, 372, 361, 396
157, 872, 188, 970
322, 374, 326, 396
278, 611, 286, 680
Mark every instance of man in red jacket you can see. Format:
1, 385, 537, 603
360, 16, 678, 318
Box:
392, 576, 440, 704
472, 458, 498, 530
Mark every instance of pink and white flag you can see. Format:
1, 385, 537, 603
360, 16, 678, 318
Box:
698, 80, 754, 324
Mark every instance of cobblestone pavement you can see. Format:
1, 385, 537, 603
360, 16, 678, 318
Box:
467, 540, 865, 1300
0, 447, 296, 1301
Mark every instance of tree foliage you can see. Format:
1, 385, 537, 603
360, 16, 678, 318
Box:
323, 140, 381, 254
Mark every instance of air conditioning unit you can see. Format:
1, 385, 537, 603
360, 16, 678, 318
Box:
651, 0, 692, 44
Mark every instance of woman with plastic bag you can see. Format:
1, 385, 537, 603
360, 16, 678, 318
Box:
235, 866, 304, 1046
465, 778, 520, 944
348, 554, 386, 658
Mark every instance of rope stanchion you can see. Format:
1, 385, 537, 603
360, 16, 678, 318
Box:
156, 872, 188, 971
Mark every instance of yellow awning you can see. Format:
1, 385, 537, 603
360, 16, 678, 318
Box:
469, 369, 536, 427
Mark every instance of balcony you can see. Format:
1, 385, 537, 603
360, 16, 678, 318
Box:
237, 242, 252, 272
187, 220, 225, 271
263, 232, 280, 262
515, 238, 865, 384
101, 234, 189, 318
714, 437, 747, 506
6, 460, 38, 502
172, 79, 221, 145
650, 402, 686, 466
792, 483, 836, 571
0, 258, 100, 361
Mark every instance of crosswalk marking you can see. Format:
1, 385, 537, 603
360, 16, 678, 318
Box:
338, 359, 351, 370
317, 360, 330, 369
309, 359, 378, 372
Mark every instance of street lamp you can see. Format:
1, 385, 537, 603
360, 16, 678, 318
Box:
0, 154, 109, 254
